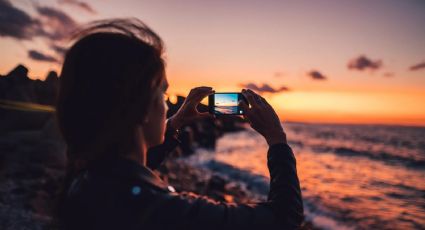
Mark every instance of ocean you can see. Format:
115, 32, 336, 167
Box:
185, 123, 425, 230
214, 105, 238, 114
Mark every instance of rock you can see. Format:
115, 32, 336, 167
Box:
35, 71, 59, 105
0, 64, 59, 108
36, 117, 66, 169
207, 175, 226, 192
0, 109, 52, 133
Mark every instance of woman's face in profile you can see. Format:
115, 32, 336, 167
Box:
142, 75, 169, 148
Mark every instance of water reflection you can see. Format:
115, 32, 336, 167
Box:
211, 123, 425, 229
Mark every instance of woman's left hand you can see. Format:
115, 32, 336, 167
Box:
167, 86, 214, 129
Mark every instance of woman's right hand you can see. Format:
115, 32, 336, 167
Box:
240, 89, 287, 146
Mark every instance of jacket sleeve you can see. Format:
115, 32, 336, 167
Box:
139, 143, 304, 229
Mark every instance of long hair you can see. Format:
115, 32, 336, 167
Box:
55, 18, 165, 217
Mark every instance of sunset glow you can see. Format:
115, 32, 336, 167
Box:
1, 0, 424, 126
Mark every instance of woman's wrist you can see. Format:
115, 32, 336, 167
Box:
165, 118, 181, 140
265, 131, 287, 146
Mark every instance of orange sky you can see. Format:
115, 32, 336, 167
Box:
1, 0, 424, 126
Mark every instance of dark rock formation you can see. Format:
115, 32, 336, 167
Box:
0, 64, 59, 106
0, 65, 58, 133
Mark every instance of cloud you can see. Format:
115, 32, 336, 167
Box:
28, 50, 58, 63
307, 70, 327, 80
409, 61, 425, 71
50, 43, 67, 56
348, 55, 382, 71
239, 83, 290, 94
0, 0, 44, 39
59, 0, 96, 14
36, 6, 78, 41
0, 1, 78, 64
0, 1, 78, 41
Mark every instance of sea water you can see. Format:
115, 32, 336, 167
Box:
187, 123, 425, 229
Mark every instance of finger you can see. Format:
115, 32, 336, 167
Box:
198, 112, 214, 119
247, 88, 261, 97
187, 88, 214, 105
241, 89, 259, 108
188, 86, 212, 96
193, 89, 214, 104
191, 86, 213, 95
247, 89, 264, 105
239, 103, 251, 123
245, 90, 263, 109
191, 87, 213, 98
239, 100, 253, 120
258, 95, 271, 108
195, 86, 213, 89
239, 99, 249, 112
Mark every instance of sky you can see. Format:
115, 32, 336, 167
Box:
215, 94, 238, 107
1, 0, 425, 126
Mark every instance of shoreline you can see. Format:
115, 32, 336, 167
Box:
0, 128, 318, 229
158, 153, 319, 229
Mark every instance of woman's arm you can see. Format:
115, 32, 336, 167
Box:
139, 89, 303, 229
240, 89, 304, 226
267, 143, 304, 228
136, 143, 302, 229
146, 87, 214, 169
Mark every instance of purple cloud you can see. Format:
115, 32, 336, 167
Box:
0, 0, 79, 63
0, 0, 44, 39
239, 83, 290, 94
348, 55, 382, 71
36, 6, 78, 41
409, 61, 425, 71
307, 70, 327, 80
28, 50, 58, 63
59, 0, 96, 14
50, 44, 68, 56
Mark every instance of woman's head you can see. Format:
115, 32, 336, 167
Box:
56, 18, 168, 165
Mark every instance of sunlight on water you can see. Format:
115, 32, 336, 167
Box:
203, 123, 425, 229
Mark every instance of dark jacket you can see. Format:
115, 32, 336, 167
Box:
61, 129, 304, 229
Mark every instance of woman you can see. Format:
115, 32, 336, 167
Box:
57, 18, 303, 229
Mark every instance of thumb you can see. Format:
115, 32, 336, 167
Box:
239, 100, 252, 124
239, 100, 249, 114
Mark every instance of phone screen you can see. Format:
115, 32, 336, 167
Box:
210, 93, 243, 115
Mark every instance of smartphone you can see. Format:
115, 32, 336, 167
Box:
208, 92, 245, 115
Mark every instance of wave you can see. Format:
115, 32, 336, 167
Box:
203, 160, 270, 195
308, 145, 425, 168
186, 157, 356, 230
